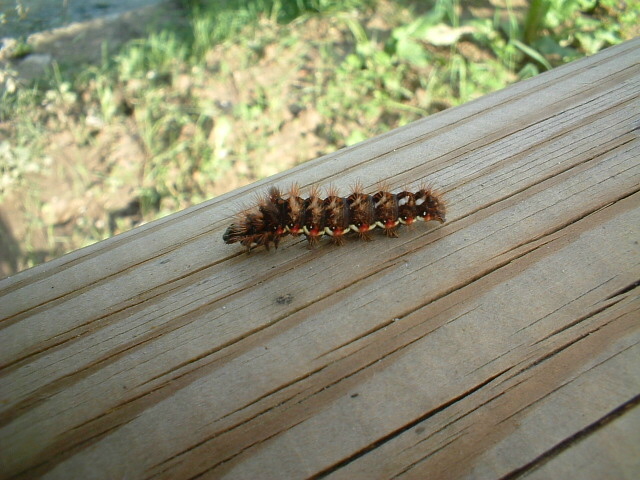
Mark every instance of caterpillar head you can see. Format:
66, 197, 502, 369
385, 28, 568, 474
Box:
415, 189, 446, 223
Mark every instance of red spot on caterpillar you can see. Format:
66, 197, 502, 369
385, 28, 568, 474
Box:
223, 182, 446, 253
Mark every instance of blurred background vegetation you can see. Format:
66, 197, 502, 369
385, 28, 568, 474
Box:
0, 0, 637, 277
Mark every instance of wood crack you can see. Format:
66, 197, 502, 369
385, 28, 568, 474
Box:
498, 393, 640, 479
309, 368, 511, 479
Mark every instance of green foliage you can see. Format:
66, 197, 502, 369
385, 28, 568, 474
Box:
0, 141, 42, 201
521, 0, 638, 63
5, 38, 33, 59
0, 0, 634, 273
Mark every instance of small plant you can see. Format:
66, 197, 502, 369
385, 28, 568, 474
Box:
0, 141, 42, 201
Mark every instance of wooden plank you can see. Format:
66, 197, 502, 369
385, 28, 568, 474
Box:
1, 38, 639, 479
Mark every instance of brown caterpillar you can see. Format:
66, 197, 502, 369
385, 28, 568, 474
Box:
223, 183, 446, 252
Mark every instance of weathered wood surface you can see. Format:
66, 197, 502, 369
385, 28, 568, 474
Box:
1, 38, 639, 480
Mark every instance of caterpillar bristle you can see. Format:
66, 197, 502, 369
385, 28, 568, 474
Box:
289, 183, 300, 196
375, 179, 389, 190
223, 181, 447, 252
351, 181, 364, 195
326, 184, 339, 198
308, 184, 321, 197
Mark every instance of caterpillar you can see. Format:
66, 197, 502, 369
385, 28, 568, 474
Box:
223, 183, 446, 252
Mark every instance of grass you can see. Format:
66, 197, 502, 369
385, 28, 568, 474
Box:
0, 0, 637, 275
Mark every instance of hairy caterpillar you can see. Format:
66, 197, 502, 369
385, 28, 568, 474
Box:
223, 183, 446, 252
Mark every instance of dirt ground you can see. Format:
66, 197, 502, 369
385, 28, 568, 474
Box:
0, 1, 363, 278
1, 1, 187, 276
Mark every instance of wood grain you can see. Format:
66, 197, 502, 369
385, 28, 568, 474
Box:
1, 38, 639, 480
